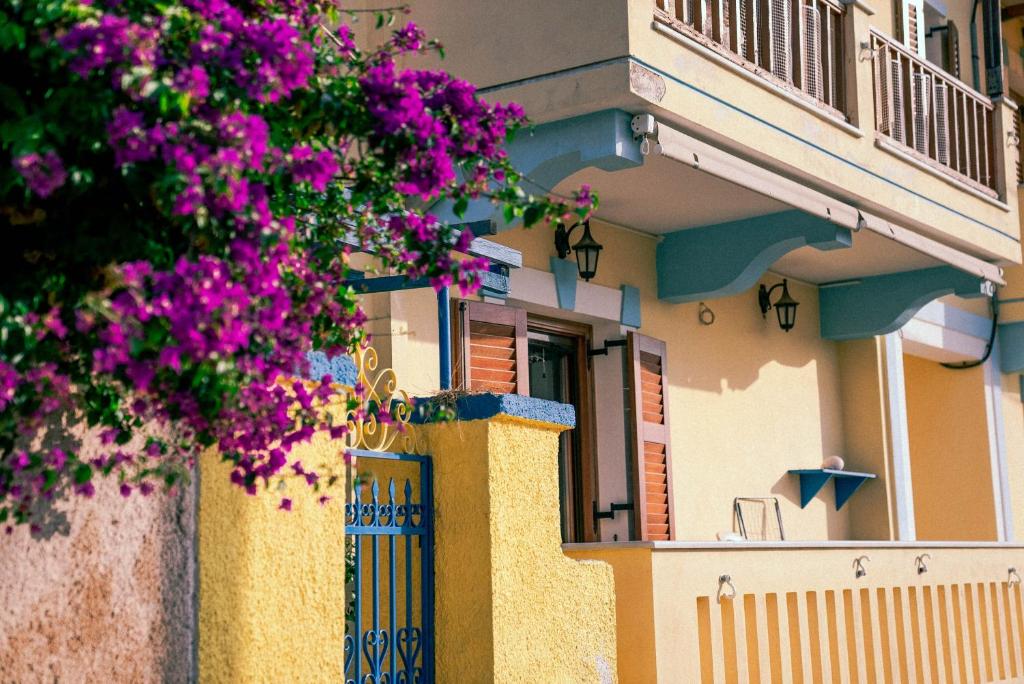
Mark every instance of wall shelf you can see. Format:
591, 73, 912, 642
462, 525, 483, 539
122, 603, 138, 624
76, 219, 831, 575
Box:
787, 469, 877, 510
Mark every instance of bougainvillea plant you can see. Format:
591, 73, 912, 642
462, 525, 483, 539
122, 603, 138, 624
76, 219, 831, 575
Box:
0, 1, 594, 532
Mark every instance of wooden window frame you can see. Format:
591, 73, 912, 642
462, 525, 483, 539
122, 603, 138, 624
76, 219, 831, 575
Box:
526, 315, 600, 543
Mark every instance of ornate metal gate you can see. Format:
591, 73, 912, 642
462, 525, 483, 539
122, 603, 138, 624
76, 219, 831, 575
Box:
345, 448, 435, 683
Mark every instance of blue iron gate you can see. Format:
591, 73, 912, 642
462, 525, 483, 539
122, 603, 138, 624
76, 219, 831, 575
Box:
345, 449, 434, 683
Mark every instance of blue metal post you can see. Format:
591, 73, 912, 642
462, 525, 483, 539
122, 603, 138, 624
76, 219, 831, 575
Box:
437, 287, 451, 390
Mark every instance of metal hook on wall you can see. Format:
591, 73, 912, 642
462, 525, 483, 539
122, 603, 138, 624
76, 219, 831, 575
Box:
915, 554, 930, 575
853, 555, 870, 579
717, 575, 737, 603
698, 302, 716, 326
1009, 567, 1022, 586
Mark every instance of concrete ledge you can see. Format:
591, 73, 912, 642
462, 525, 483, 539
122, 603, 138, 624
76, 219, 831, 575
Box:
414, 392, 576, 428
305, 351, 357, 385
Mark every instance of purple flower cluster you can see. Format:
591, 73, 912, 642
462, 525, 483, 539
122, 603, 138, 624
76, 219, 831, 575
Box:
12, 152, 68, 198
359, 35, 527, 199
2, 2, 595, 529
290, 145, 339, 192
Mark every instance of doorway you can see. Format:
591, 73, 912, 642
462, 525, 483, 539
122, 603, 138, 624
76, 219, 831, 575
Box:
526, 318, 596, 543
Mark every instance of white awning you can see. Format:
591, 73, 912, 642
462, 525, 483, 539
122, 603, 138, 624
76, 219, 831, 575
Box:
647, 119, 1005, 285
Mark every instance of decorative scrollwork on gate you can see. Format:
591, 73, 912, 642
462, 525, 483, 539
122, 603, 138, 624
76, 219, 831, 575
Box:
325, 345, 418, 453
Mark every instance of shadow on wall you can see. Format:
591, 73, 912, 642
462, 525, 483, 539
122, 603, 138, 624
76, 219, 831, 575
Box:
0, 416, 196, 682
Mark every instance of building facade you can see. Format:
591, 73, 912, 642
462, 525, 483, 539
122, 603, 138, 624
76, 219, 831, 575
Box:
349, 0, 1024, 680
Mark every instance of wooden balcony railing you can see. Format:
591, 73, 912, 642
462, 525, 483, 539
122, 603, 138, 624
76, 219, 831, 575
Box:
654, 0, 846, 115
870, 30, 996, 194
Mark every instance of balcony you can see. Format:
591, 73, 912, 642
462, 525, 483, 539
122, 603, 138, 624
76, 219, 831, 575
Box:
653, 0, 847, 117
566, 541, 1024, 682
869, 30, 997, 196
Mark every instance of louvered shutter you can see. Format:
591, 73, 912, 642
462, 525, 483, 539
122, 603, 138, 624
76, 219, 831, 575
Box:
896, 0, 924, 57
945, 20, 961, 78
627, 333, 674, 541
457, 301, 529, 395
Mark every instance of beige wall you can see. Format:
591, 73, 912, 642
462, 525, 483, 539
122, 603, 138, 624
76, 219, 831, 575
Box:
903, 354, 999, 540
489, 221, 862, 542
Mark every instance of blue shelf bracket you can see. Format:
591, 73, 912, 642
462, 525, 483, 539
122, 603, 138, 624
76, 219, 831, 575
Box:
429, 109, 644, 230
656, 210, 851, 303
788, 469, 877, 510
820, 266, 991, 341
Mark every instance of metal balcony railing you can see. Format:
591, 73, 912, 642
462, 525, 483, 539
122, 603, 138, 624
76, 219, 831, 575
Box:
654, 0, 846, 115
870, 30, 996, 193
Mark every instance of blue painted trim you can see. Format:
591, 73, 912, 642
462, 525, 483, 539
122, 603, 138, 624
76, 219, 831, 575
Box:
411, 392, 576, 428
820, 266, 987, 341
430, 109, 644, 228
628, 56, 1018, 243
657, 210, 851, 303
437, 287, 451, 390
788, 469, 877, 510
550, 256, 578, 310
306, 351, 357, 385
345, 275, 431, 294
999, 321, 1024, 373
620, 285, 642, 328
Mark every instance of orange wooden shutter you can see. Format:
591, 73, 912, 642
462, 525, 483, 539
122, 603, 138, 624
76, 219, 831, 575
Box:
457, 301, 529, 395
627, 332, 674, 541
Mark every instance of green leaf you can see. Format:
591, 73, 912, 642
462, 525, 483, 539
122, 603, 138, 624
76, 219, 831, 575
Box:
453, 196, 468, 219
523, 205, 542, 227
73, 463, 93, 485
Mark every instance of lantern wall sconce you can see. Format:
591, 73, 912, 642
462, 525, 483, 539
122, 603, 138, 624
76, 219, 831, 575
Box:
555, 220, 603, 282
758, 278, 799, 332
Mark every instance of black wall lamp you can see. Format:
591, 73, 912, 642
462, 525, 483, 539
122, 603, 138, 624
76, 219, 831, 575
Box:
758, 279, 799, 332
555, 219, 603, 282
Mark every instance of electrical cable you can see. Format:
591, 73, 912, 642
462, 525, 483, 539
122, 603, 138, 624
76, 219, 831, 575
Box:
941, 296, 998, 369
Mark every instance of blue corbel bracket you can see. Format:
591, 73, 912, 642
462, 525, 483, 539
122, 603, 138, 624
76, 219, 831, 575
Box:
820, 266, 990, 341
656, 210, 852, 303
549, 257, 578, 310
430, 109, 644, 229
788, 469, 877, 510
999, 321, 1024, 374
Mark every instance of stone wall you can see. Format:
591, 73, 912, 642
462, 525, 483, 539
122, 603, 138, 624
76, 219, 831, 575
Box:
0, 466, 195, 682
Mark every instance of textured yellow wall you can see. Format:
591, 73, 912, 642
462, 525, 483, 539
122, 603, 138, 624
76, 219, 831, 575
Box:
564, 546, 657, 683
903, 355, 997, 540
198, 434, 347, 683
422, 416, 618, 682
492, 221, 856, 542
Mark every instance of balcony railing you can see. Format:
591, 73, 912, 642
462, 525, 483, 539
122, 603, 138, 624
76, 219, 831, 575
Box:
654, 0, 846, 115
567, 542, 1024, 682
870, 30, 996, 194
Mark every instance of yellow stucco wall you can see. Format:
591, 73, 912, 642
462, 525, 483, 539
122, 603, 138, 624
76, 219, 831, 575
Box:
903, 354, 998, 541
421, 416, 618, 682
564, 546, 658, 684
837, 337, 900, 541
1003, 372, 1024, 538
198, 433, 348, 683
